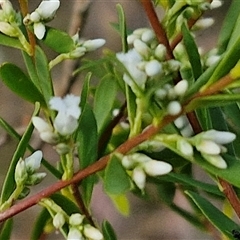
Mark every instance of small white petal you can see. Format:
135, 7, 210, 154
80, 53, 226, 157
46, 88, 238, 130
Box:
34, 22, 46, 39
205, 55, 221, 67
53, 212, 65, 229
132, 166, 146, 190
195, 18, 215, 29
36, 0, 60, 19
127, 34, 139, 44
40, 131, 59, 144
174, 116, 188, 129
155, 44, 167, 61
25, 150, 43, 172
141, 29, 155, 43
167, 101, 182, 116
83, 224, 103, 240
32, 116, 52, 133
30, 11, 41, 22
122, 156, 135, 169
143, 160, 172, 176
197, 140, 221, 155
210, 0, 223, 9
133, 39, 150, 58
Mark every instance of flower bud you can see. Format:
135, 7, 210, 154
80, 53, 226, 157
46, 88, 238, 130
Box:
83, 224, 103, 240
133, 39, 150, 58
127, 34, 139, 44
0, 0, 14, 17
143, 160, 172, 176
196, 140, 221, 155
26, 172, 46, 185
167, 101, 182, 116
15, 159, 28, 185
174, 79, 188, 97
155, 44, 167, 61
83, 39, 106, 51
210, 0, 223, 9
201, 153, 227, 169
202, 130, 236, 145
141, 29, 155, 43
145, 59, 162, 77
53, 212, 65, 229
55, 143, 71, 155
195, 18, 214, 29
0, 22, 18, 37
30, 11, 41, 22
177, 139, 193, 157
69, 213, 84, 226
122, 156, 135, 169
132, 166, 146, 190
205, 55, 221, 67
67, 227, 83, 240
155, 88, 167, 100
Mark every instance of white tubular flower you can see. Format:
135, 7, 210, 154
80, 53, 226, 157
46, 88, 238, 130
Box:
25, 150, 43, 174
145, 59, 162, 77
83, 224, 103, 240
166, 101, 182, 116
69, 213, 85, 226
132, 166, 146, 190
117, 49, 147, 90
67, 227, 84, 240
53, 212, 65, 229
143, 160, 172, 176
83, 39, 106, 51
49, 94, 81, 136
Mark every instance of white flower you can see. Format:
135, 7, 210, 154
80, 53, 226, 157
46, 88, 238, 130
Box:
25, 150, 43, 173
177, 139, 194, 157
35, 0, 60, 20
117, 49, 147, 90
69, 213, 84, 226
83, 224, 103, 240
143, 160, 172, 176
132, 166, 146, 190
49, 94, 81, 136
67, 227, 84, 240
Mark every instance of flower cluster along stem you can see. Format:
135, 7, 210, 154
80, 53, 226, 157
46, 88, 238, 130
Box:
0, 114, 176, 222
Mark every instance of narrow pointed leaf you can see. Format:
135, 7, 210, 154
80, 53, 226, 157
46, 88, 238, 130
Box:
0, 218, 13, 240
102, 220, 117, 240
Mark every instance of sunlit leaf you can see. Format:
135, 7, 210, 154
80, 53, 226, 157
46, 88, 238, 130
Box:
109, 194, 130, 216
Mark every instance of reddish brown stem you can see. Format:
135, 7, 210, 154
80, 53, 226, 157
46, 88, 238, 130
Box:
140, 0, 174, 60
0, 115, 175, 222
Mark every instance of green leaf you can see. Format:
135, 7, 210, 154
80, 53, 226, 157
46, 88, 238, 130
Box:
0, 103, 40, 204
42, 27, 75, 53
80, 72, 92, 111
0, 63, 46, 107
104, 154, 131, 195
77, 104, 98, 206
0, 219, 13, 240
116, 4, 128, 53
102, 220, 117, 240
31, 208, 50, 240
182, 23, 202, 79
34, 46, 54, 103
217, 0, 240, 53
93, 74, 118, 135
0, 33, 24, 50
109, 194, 130, 216
186, 191, 239, 239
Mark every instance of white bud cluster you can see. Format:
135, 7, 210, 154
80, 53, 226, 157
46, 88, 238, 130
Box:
32, 94, 81, 155
155, 79, 188, 116
122, 153, 172, 190
175, 129, 236, 169
117, 28, 182, 91
15, 151, 46, 187
23, 0, 60, 39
